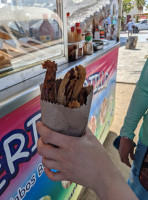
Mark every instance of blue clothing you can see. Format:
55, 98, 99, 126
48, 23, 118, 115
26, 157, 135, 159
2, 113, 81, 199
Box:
128, 22, 134, 31
128, 139, 148, 200
107, 16, 111, 25
112, 16, 117, 25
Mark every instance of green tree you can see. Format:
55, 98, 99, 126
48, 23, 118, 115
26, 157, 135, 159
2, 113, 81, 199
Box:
136, 0, 146, 9
123, 0, 146, 13
123, 0, 134, 14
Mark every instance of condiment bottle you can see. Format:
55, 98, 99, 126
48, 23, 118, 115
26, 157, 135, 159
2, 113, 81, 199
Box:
39, 14, 54, 41
68, 27, 75, 43
77, 29, 82, 42
75, 23, 80, 31
71, 27, 75, 42
75, 23, 80, 41
84, 29, 93, 55
94, 26, 100, 40
67, 12, 71, 42
85, 29, 93, 42
67, 12, 70, 18
68, 27, 77, 61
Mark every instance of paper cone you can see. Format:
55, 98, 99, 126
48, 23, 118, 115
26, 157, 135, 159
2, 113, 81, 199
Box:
40, 83, 93, 137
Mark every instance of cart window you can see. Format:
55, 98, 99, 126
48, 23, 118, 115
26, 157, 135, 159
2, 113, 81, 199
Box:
0, 0, 64, 76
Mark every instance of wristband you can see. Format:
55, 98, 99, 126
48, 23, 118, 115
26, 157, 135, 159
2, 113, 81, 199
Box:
113, 136, 137, 150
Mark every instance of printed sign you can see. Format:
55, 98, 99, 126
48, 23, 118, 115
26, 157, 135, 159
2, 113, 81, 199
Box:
0, 47, 118, 200
86, 47, 118, 142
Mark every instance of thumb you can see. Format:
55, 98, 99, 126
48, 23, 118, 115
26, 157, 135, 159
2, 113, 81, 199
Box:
130, 150, 135, 161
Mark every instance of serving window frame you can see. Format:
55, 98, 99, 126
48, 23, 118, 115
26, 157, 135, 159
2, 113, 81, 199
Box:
0, 0, 68, 91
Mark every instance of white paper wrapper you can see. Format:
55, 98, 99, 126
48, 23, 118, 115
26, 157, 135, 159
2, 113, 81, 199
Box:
40, 83, 93, 137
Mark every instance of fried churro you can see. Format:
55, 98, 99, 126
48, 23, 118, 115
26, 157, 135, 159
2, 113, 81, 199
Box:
57, 68, 78, 106
41, 60, 87, 109
41, 60, 57, 103
68, 100, 80, 109
71, 65, 86, 100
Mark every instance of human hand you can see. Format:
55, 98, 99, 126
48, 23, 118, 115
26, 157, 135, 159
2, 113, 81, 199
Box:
37, 121, 109, 190
37, 122, 137, 200
118, 137, 135, 168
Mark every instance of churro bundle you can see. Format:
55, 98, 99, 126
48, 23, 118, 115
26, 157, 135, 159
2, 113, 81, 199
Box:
40, 60, 93, 136
41, 60, 91, 108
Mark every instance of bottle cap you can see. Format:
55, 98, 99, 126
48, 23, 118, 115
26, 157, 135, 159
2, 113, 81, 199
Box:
76, 23, 80, 27
67, 12, 70, 17
77, 29, 82, 34
71, 27, 75, 32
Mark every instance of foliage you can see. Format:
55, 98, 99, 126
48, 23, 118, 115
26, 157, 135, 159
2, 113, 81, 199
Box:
136, 0, 146, 9
123, 0, 134, 14
121, 0, 146, 30
123, 0, 146, 14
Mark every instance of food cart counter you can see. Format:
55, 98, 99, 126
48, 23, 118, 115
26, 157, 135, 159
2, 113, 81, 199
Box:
0, 0, 121, 199
0, 41, 119, 200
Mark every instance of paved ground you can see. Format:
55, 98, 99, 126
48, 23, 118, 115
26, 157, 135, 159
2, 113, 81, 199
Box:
117, 30, 148, 84
78, 31, 148, 199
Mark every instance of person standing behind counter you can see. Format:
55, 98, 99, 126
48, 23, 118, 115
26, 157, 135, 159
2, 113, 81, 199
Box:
117, 59, 148, 200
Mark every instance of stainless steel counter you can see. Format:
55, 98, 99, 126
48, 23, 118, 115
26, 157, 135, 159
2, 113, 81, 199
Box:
0, 41, 120, 118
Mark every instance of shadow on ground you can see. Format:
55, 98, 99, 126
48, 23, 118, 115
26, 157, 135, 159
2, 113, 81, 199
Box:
120, 42, 126, 47
131, 49, 141, 51
104, 131, 131, 181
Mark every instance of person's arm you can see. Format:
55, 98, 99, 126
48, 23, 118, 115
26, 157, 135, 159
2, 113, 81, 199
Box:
37, 122, 137, 200
119, 60, 148, 167
120, 59, 148, 140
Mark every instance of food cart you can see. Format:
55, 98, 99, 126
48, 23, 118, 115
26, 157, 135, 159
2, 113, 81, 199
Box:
0, 0, 122, 199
